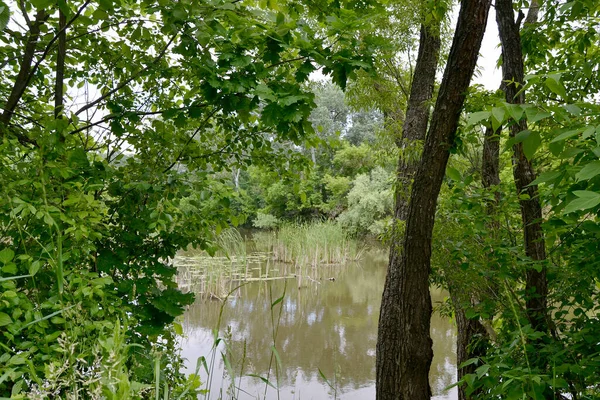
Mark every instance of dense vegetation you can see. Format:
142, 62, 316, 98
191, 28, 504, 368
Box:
1, 0, 600, 399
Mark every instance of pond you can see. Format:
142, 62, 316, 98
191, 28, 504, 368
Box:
177, 247, 457, 399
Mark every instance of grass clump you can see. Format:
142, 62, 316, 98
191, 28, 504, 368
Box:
265, 221, 364, 266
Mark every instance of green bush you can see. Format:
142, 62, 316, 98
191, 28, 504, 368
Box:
338, 167, 394, 236
253, 212, 281, 229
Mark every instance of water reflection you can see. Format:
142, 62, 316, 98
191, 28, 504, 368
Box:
180, 251, 457, 399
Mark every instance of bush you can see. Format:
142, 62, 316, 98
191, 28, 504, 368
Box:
337, 167, 394, 236
252, 212, 281, 229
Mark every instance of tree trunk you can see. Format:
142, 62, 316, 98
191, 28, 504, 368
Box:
482, 125, 501, 215
496, 0, 549, 334
1, 10, 47, 127
453, 296, 488, 400
376, 1, 492, 398
395, 23, 441, 220
55, 9, 67, 120
453, 124, 501, 400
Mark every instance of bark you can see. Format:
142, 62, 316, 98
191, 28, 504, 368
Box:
525, 0, 539, 25
0, 9, 47, 127
482, 125, 501, 213
376, 1, 492, 398
496, 0, 548, 334
453, 296, 488, 400
395, 23, 441, 220
55, 10, 67, 119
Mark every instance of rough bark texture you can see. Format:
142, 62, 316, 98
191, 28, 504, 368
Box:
482, 125, 501, 211
453, 298, 488, 400
496, 0, 548, 333
376, 1, 492, 398
395, 23, 441, 220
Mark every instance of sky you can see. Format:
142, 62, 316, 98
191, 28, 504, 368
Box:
474, 8, 503, 90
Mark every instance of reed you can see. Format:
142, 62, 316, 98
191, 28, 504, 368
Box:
176, 223, 365, 299
267, 221, 364, 266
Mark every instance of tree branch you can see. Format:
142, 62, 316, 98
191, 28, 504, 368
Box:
68, 106, 195, 136
0, 9, 48, 127
162, 108, 219, 173
74, 33, 179, 117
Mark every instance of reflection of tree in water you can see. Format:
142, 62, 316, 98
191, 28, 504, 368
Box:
181, 251, 457, 398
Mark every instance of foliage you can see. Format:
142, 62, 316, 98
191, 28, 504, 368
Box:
338, 167, 394, 236
252, 212, 281, 230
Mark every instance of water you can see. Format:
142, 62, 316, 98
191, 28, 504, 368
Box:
178, 250, 457, 399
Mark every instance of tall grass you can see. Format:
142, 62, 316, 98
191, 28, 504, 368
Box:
260, 221, 364, 266
176, 222, 365, 299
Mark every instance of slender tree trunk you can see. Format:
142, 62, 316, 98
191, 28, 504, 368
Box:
376, 1, 492, 398
453, 124, 501, 400
496, 0, 549, 334
55, 10, 67, 119
453, 297, 488, 400
395, 23, 441, 220
1, 10, 47, 127
482, 125, 501, 215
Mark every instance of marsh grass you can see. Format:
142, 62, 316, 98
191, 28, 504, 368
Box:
259, 222, 365, 266
176, 222, 365, 300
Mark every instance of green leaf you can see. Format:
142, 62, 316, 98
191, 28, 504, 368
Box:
0, 248, 14, 264
564, 104, 581, 116
529, 171, 561, 186
505, 103, 524, 122
583, 126, 596, 139
271, 294, 284, 309
491, 107, 505, 131
505, 129, 531, 151
0, 4, 9, 32
545, 75, 568, 100
576, 161, 600, 181
446, 167, 461, 181
173, 322, 183, 335
525, 107, 551, 123
31, 0, 53, 9
564, 191, 600, 214
29, 260, 41, 276
475, 364, 490, 378
551, 128, 583, 143
0, 312, 12, 327
522, 130, 541, 160
466, 111, 491, 126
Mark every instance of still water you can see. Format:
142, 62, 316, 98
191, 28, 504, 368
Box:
178, 250, 457, 399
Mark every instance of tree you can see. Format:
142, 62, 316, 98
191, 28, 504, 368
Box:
496, 0, 549, 336
376, 0, 492, 398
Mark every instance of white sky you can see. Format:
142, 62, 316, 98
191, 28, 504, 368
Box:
474, 7, 503, 90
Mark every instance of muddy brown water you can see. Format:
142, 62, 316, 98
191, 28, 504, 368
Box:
178, 250, 457, 399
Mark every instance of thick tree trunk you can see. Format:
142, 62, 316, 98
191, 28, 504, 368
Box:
395, 23, 441, 220
376, 1, 492, 398
496, 0, 548, 334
